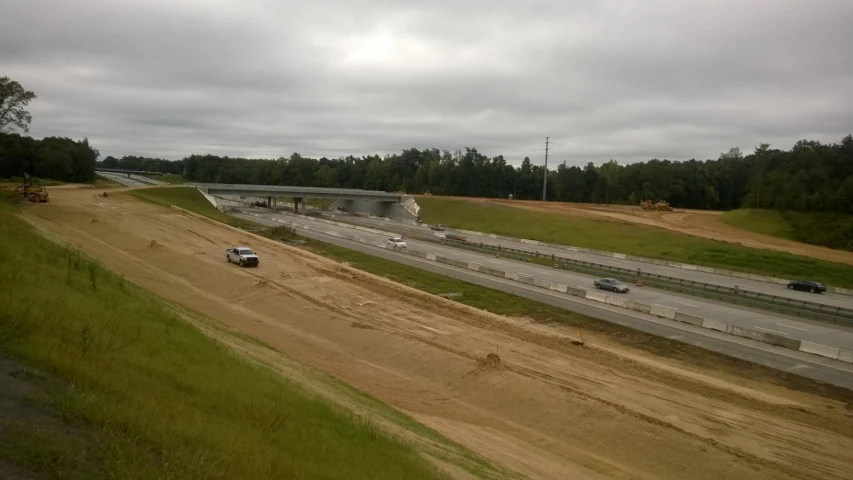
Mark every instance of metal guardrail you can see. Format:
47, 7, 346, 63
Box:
430, 237, 853, 326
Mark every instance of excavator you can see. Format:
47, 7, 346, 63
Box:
15, 173, 50, 203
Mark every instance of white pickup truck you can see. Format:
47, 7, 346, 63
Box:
226, 246, 260, 267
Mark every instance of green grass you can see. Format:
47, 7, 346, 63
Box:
417, 197, 853, 289
722, 209, 853, 252
0, 193, 452, 479
128, 186, 257, 229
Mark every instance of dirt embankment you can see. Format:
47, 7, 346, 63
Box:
19, 189, 853, 480
455, 196, 853, 266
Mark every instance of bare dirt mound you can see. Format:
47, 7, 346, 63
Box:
19, 189, 853, 480
480, 198, 853, 266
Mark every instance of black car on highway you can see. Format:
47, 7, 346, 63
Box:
594, 278, 630, 293
787, 280, 826, 293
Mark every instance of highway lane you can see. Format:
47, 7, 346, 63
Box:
227, 210, 853, 389
96, 171, 166, 187
326, 213, 853, 309
230, 205, 853, 351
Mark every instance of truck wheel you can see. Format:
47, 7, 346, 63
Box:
239, 259, 244, 267
226, 255, 231, 263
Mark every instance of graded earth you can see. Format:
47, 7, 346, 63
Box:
20, 188, 853, 480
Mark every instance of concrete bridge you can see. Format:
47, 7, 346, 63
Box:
195, 183, 419, 219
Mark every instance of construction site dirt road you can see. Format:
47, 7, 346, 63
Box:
20, 189, 853, 480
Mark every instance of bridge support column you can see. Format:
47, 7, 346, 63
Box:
271, 197, 277, 212
294, 197, 304, 214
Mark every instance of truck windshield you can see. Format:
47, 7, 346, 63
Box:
239, 249, 255, 255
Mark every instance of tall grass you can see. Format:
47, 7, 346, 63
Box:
417, 197, 853, 288
0, 195, 447, 479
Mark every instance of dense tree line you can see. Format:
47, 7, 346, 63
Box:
0, 132, 99, 183
98, 135, 853, 214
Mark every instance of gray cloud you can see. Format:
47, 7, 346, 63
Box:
2, 0, 851, 165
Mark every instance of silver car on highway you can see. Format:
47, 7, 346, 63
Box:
594, 278, 630, 293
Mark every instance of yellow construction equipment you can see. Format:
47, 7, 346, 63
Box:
640, 199, 672, 211
19, 173, 49, 203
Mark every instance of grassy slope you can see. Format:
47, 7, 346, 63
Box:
128, 186, 257, 229
131, 186, 851, 404
722, 209, 853, 252
0, 191, 450, 480
417, 197, 853, 289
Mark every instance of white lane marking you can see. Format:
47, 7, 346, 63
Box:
754, 326, 791, 336
669, 299, 700, 308
541, 272, 553, 277
776, 323, 809, 332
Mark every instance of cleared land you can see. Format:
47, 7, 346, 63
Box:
14, 187, 853, 480
0, 191, 465, 480
417, 196, 853, 288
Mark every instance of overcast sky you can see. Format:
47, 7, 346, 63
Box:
2, 0, 852, 166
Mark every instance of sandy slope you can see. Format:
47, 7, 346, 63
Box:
19, 189, 853, 480
463, 197, 853, 266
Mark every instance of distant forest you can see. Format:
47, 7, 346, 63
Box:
96, 135, 853, 214
0, 132, 99, 183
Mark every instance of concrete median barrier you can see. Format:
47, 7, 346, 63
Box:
729, 325, 766, 342
838, 350, 853, 364
650, 304, 677, 320
426, 253, 437, 261
673, 312, 703, 326
585, 291, 607, 303
613, 253, 626, 259
626, 301, 652, 314
550, 283, 568, 293
448, 259, 469, 268
682, 264, 698, 271
505, 272, 520, 282
518, 274, 535, 285
520, 239, 540, 246
480, 267, 505, 277
763, 332, 801, 350
467, 262, 481, 272
697, 266, 716, 273
605, 296, 627, 308
533, 278, 551, 289
565, 287, 587, 298
701, 318, 730, 333
798, 342, 840, 360
435, 256, 449, 264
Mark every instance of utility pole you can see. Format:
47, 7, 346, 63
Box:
542, 136, 549, 201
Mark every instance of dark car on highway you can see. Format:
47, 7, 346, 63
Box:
431, 224, 445, 231
594, 278, 630, 293
787, 280, 826, 293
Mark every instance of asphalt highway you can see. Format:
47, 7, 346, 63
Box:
228, 209, 853, 389
327, 213, 853, 310
228, 205, 853, 352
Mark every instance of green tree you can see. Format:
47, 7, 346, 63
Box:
0, 76, 37, 133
